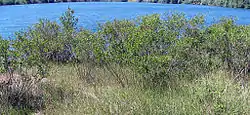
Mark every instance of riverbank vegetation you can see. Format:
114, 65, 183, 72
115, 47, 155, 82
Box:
0, 8, 250, 114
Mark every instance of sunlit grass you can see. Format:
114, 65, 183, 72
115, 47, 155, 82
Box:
43, 65, 250, 114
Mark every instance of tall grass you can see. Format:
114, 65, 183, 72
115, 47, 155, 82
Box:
43, 65, 250, 114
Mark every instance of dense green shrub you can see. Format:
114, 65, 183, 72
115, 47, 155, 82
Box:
1, 8, 250, 88
13, 19, 62, 76
98, 14, 249, 87
61, 10, 249, 87
11, 8, 78, 76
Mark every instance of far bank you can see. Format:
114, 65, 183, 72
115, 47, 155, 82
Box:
1, 0, 250, 9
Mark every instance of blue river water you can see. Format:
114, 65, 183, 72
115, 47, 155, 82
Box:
1, 2, 250, 39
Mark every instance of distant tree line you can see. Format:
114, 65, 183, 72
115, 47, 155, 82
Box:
0, 0, 126, 5
139, 0, 250, 9
0, 0, 250, 9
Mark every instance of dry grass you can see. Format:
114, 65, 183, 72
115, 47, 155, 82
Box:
0, 73, 46, 114
1, 64, 249, 114
41, 64, 250, 115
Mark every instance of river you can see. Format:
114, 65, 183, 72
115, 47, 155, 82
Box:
1, 2, 250, 38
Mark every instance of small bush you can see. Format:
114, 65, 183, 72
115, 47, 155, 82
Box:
0, 74, 46, 113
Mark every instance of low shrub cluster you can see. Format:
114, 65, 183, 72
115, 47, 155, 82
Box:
0, 8, 249, 113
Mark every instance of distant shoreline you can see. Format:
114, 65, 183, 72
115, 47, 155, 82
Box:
1, 1, 250, 9
0, 1, 126, 6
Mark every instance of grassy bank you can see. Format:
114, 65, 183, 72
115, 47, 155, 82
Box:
0, 8, 250, 114
2, 65, 250, 114
43, 65, 250, 114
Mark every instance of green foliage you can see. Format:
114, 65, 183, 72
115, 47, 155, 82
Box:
60, 8, 78, 35
2, 8, 249, 88
14, 0, 27, 4
11, 8, 80, 77
12, 19, 61, 76
70, 11, 249, 87
2, 0, 14, 5
98, 19, 136, 64
84, 13, 205, 86
0, 36, 10, 73
1, 0, 27, 5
